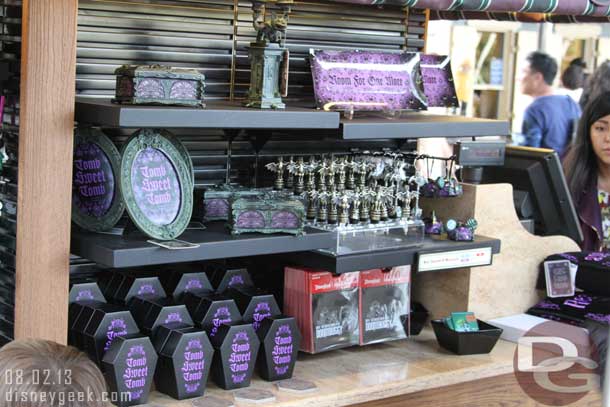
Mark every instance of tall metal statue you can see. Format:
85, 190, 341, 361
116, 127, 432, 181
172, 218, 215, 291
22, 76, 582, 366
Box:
245, 0, 293, 109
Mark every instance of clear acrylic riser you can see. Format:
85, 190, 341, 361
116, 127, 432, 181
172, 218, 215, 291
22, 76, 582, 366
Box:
309, 219, 425, 256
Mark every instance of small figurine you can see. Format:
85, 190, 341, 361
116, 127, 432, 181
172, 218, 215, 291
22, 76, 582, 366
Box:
316, 191, 329, 223
354, 159, 374, 189
285, 156, 295, 190
327, 187, 339, 225
305, 190, 317, 221
346, 156, 357, 190
317, 158, 330, 191
326, 158, 337, 191
445, 218, 477, 241
266, 156, 287, 190
370, 186, 391, 224
350, 188, 363, 224
424, 211, 443, 235
288, 156, 306, 195
335, 190, 353, 226
359, 189, 372, 223
397, 189, 413, 221
305, 156, 318, 192
336, 157, 348, 192
409, 174, 426, 220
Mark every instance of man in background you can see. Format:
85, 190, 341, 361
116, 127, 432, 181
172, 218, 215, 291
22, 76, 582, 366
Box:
520, 51, 581, 156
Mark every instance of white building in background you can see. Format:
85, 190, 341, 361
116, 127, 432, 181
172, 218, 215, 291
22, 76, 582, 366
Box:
425, 20, 610, 139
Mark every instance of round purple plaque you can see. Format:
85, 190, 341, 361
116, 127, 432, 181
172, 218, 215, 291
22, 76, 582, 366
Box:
72, 128, 126, 232
73, 142, 115, 218
130, 147, 182, 227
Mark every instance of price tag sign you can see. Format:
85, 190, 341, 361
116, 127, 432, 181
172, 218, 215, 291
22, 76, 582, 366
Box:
417, 247, 492, 272
544, 260, 575, 298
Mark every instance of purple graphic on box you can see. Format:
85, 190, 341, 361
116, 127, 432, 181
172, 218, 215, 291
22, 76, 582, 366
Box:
170, 81, 198, 100
104, 319, 128, 352
205, 199, 230, 218
229, 331, 252, 385
136, 79, 164, 99
252, 302, 272, 332
272, 324, 293, 376
137, 284, 156, 297
75, 289, 95, 302
309, 50, 427, 111
123, 344, 149, 402
182, 338, 205, 394
211, 307, 232, 337
229, 275, 245, 288
73, 142, 115, 218
419, 54, 459, 108
130, 147, 182, 227
236, 211, 265, 229
271, 211, 299, 229
185, 279, 204, 292
164, 312, 183, 325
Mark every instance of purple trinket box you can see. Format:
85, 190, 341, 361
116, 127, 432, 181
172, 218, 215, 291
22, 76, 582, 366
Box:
114, 64, 205, 107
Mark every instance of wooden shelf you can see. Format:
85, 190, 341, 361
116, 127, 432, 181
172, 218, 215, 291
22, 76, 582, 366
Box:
145, 330, 521, 407
70, 222, 336, 268
282, 235, 501, 274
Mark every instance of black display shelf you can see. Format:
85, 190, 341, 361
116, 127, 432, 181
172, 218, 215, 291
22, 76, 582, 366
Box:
282, 235, 501, 274
71, 222, 336, 268
340, 113, 510, 139
74, 99, 340, 129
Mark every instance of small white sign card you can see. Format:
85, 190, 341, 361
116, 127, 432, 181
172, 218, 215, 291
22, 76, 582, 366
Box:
544, 260, 575, 298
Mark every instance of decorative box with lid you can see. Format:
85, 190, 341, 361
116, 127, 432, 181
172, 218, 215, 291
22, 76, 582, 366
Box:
114, 64, 205, 107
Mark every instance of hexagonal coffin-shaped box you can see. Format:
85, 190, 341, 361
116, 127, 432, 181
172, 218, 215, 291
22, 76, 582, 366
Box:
153, 324, 214, 400
226, 287, 281, 332
69, 281, 106, 304
256, 316, 301, 381
102, 335, 158, 407
100, 272, 166, 305
161, 271, 214, 301
183, 293, 241, 339
127, 296, 193, 336
210, 323, 260, 390
72, 302, 140, 365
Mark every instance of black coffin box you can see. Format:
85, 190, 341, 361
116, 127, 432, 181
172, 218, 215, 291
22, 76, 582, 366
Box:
127, 296, 193, 336
256, 316, 301, 381
209, 323, 260, 390
226, 287, 281, 332
183, 293, 241, 339
213, 268, 254, 293
72, 302, 140, 365
102, 335, 158, 407
101, 272, 166, 305
69, 282, 106, 304
153, 324, 214, 400
161, 271, 214, 301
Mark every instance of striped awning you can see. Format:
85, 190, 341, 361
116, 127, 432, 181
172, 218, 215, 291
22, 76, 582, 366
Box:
428, 10, 610, 21
330, 0, 610, 17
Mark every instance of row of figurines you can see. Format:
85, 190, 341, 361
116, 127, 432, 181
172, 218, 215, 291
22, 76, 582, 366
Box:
302, 185, 421, 226
265, 154, 462, 200
265, 154, 415, 194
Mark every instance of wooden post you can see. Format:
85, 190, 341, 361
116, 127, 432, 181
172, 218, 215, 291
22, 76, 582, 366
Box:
15, 0, 78, 343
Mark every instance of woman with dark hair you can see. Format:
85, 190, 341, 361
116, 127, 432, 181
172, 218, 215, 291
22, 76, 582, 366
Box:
563, 91, 610, 251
